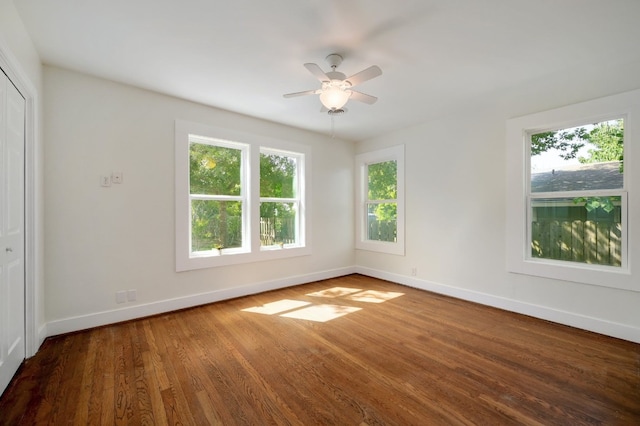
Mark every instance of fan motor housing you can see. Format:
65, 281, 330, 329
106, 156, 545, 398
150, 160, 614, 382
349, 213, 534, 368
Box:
326, 71, 347, 81
325, 53, 343, 68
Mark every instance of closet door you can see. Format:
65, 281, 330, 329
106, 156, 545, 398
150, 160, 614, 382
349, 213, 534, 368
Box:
0, 70, 26, 396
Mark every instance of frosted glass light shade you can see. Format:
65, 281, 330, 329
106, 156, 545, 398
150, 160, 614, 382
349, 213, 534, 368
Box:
319, 86, 351, 110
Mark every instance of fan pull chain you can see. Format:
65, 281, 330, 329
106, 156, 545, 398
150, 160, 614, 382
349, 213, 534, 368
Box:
331, 113, 335, 138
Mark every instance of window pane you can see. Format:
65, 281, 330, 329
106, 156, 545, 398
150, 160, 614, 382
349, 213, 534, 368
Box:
531, 196, 622, 266
191, 200, 243, 252
367, 203, 397, 242
260, 153, 296, 198
368, 160, 397, 200
190, 142, 242, 196
530, 119, 623, 193
260, 202, 297, 246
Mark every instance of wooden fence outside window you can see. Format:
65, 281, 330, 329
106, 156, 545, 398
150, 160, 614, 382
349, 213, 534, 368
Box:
531, 219, 622, 266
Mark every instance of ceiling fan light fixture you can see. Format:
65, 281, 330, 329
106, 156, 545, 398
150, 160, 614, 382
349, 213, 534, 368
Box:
319, 81, 351, 110
283, 54, 381, 114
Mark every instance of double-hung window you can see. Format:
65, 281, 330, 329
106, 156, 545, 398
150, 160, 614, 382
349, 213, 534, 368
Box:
355, 145, 405, 255
189, 137, 248, 254
175, 120, 310, 271
528, 119, 625, 268
506, 89, 639, 291
260, 148, 304, 249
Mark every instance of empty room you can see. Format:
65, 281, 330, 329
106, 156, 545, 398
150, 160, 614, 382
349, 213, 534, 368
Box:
1, 0, 639, 424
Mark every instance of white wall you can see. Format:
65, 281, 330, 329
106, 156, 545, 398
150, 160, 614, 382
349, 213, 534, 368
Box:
0, 1, 40, 80
356, 59, 640, 343
0, 0, 45, 353
11, 0, 640, 343
43, 66, 355, 334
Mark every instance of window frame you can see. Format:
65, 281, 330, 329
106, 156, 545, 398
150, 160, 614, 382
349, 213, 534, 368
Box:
506, 90, 639, 291
189, 136, 250, 256
175, 120, 311, 272
355, 145, 405, 255
259, 147, 305, 250
526, 117, 627, 270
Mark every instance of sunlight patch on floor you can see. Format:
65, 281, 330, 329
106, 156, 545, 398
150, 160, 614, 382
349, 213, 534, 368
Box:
306, 287, 362, 298
347, 290, 404, 303
280, 304, 362, 322
242, 287, 404, 322
241, 299, 311, 315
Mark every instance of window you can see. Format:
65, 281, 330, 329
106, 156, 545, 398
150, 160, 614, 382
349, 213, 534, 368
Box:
355, 145, 405, 255
176, 120, 310, 271
529, 119, 624, 267
506, 89, 639, 290
260, 148, 304, 248
190, 137, 248, 254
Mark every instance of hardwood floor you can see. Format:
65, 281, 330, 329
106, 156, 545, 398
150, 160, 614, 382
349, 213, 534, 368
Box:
1, 274, 639, 425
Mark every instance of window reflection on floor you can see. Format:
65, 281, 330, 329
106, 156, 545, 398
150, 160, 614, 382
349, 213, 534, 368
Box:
241, 286, 404, 322
281, 304, 361, 322
241, 299, 311, 315
305, 287, 363, 298
347, 289, 404, 303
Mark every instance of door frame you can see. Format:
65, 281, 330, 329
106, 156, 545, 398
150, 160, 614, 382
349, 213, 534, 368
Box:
0, 43, 40, 358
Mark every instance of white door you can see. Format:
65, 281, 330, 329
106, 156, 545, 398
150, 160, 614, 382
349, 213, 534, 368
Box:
0, 70, 26, 396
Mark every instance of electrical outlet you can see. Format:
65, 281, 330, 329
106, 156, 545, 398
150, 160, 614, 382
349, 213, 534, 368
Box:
116, 291, 126, 304
100, 175, 111, 187
127, 289, 137, 302
411, 267, 417, 276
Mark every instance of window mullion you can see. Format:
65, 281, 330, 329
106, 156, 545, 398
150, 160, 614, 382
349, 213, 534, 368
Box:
249, 144, 261, 251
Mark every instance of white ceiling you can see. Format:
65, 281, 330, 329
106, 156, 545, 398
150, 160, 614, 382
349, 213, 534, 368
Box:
14, 0, 640, 141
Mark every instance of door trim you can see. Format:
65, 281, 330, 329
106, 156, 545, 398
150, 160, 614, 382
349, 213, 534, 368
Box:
0, 43, 40, 357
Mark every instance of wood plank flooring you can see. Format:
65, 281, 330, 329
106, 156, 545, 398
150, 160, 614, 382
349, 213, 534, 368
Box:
1, 274, 639, 425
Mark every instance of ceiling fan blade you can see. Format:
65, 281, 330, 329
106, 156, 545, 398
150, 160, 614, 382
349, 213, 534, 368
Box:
345, 65, 382, 87
304, 63, 329, 82
349, 90, 378, 105
283, 89, 319, 98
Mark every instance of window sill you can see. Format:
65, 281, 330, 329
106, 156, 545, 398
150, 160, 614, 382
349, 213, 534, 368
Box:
178, 246, 312, 272
355, 240, 405, 256
509, 257, 635, 291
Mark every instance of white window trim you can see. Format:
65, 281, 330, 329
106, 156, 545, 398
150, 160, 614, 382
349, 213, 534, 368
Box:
506, 89, 640, 291
175, 120, 311, 272
355, 145, 405, 255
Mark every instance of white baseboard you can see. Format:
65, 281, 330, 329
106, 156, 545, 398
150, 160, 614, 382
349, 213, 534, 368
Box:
45, 266, 356, 337
43, 265, 640, 344
37, 324, 47, 349
355, 266, 640, 344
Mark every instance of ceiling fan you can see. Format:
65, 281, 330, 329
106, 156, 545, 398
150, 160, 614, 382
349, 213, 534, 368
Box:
283, 54, 382, 114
